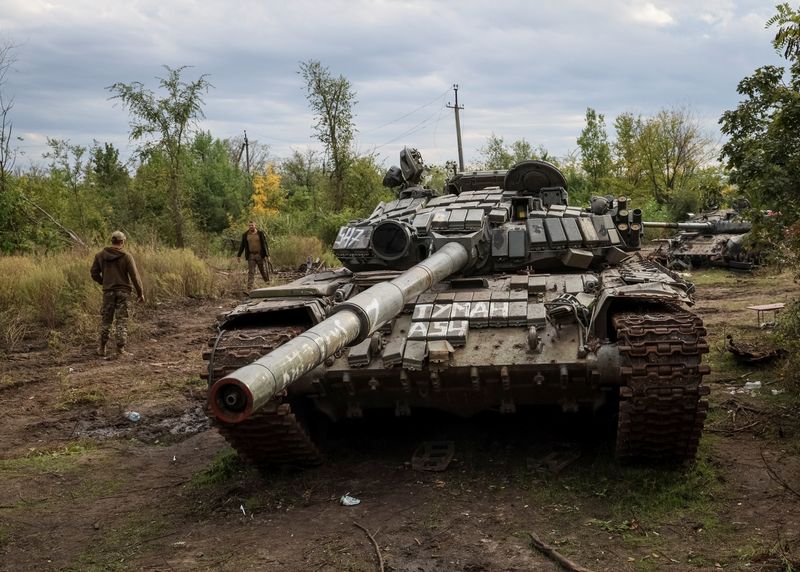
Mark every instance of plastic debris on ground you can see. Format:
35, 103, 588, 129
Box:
743, 381, 762, 391
339, 493, 361, 506
124, 411, 141, 422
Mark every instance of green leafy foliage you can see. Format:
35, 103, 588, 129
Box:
477, 134, 545, 170
767, 2, 800, 59
720, 62, 800, 225
186, 131, 249, 233
576, 107, 612, 189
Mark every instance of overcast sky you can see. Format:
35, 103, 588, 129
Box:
0, 0, 783, 171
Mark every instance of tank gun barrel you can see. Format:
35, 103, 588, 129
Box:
643, 220, 751, 233
644, 221, 711, 231
209, 242, 471, 423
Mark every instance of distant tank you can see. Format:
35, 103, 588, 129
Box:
645, 204, 756, 270
203, 148, 710, 467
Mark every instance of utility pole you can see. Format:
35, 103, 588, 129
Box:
243, 130, 251, 174
446, 84, 465, 171
242, 130, 253, 197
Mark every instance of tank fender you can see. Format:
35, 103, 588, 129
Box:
589, 282, 693, 340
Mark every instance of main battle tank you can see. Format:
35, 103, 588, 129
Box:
203, 148, 710, 466
645, 205, 756, 270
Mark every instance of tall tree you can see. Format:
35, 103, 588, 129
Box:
636, 107, 713, 204
0, 41, 17, 194
108, 65, 212, 247
576, 107, 612, 188
298, 60, 356, 211
612, 112, 644, 185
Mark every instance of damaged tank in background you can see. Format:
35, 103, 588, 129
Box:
645, 203, 757, 271
202, 148, 710, 467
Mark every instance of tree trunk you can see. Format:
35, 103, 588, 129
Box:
169, 162, 185, 248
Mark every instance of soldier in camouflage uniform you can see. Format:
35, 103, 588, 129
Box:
237, 221, 271, 290
90, 231, 145, 358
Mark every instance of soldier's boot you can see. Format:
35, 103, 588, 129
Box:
116, 345, 134, 359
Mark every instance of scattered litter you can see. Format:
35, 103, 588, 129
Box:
771, 389, 784, 396
411, 441, 455, 471
68, 367, 74, 373
240, 504, 246, 516
743, 381, 762, 391
172, 541, 186, 548
124, 411, 141, 422
172, 455, 177, 462
340, 493, 361, 506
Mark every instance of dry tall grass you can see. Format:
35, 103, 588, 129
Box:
0, 241, 343, 349
0, 247, 226, 348
269, 235, 339, 269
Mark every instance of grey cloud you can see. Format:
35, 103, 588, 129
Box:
0, 0, 786, 169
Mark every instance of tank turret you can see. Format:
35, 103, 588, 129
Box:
204, 148, 710, 467
644, 207, 757, 270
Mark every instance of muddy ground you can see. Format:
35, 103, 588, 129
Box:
1, 267, 799, 571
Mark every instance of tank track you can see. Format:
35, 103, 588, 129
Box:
205, 326, 323, 467
613, 307, 710, 462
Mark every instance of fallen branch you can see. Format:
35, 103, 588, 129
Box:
353, 521, 384, 572
706, 420, 761, 434
527, 531, 594, 572
18, 192, 86, 248
761, 450, 800, 500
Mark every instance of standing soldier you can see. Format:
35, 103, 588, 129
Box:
90, 231, 145, 358
237, 221, 271, 290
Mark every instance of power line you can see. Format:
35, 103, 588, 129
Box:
362, 88, 451, 134
370, 106, 445, 151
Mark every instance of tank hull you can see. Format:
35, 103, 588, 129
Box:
205, 258, 708, 465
